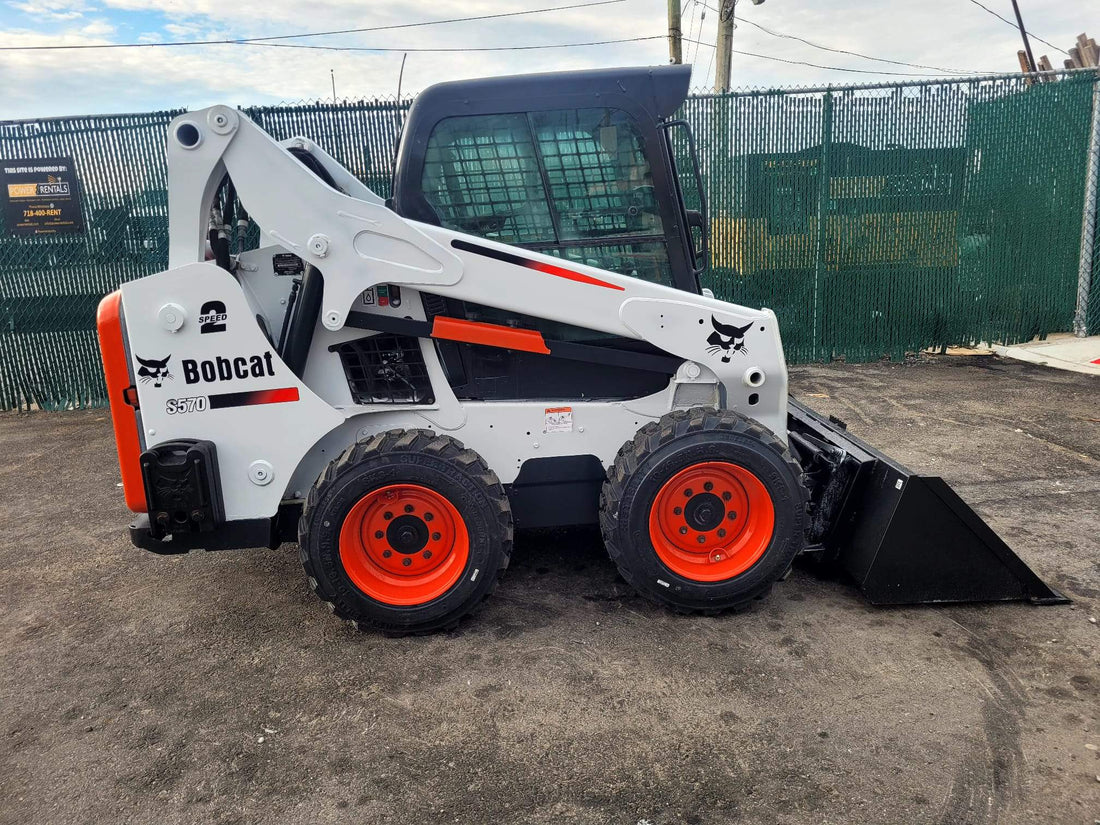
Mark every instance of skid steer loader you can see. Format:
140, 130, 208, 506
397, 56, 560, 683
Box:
96, 65, 1065, 633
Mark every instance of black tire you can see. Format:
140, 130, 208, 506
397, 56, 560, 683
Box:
299, 429, 512, 634
600, 408, 806, 613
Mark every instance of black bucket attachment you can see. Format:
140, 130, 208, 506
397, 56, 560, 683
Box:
787, 399, 1067, 606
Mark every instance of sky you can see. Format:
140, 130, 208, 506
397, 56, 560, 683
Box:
0, 0, 1092, 120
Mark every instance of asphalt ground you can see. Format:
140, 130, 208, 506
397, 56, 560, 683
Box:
1, 355, 1097, 825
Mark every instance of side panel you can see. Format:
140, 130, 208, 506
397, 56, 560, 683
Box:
119, 263, 344, 520
96, 291, 146, 512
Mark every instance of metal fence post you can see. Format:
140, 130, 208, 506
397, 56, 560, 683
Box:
1074, 73, 1100, 337
811, 88, 834, 361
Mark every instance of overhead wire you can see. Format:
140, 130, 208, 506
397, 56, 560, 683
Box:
235, 36, 666, 53
0, 0, 626, 51
962, 0, 1070, 56
683, 36, 970, 77
736, 17, 986, 74
693, 1, 988, 75
702, 3, 720, 84
685, 0, 703, 65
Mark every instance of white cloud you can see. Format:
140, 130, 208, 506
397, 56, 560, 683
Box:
7, 0, 92, 21
77, 18, 115, 36
0, 0, 1094, 120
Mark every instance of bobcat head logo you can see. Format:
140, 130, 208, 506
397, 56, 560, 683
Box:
136, 354, 172, 387
706, 316, 752, 363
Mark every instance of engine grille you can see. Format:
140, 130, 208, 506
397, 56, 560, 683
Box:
334, 334, 432, 405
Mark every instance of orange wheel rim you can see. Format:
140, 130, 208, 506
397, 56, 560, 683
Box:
338, 484, 469, 606
648, 461, 775, 582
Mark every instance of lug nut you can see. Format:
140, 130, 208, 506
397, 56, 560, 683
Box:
404, 504, 415, 513
684, 488, 693, 497
704, 482, 713, 491
717, 528, 727, 538
423, 550, 433, 559
679, 526, 688, 535
697, 535, 706, 544
402, 558, 412, 567
432, 532, 441, 541
722, 491, 732, 501
424, 512, 434, 522
728, 511, 737, 521
383, 511, 393, 520
382, 549, 392, 558
673, 506, 682, 515
374, 530, 384, 539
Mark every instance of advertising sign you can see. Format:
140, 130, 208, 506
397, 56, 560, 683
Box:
2, 157, 85, 236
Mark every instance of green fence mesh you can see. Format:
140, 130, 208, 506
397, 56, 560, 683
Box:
0, 72, 1097, 410
684, 71, 1099, 362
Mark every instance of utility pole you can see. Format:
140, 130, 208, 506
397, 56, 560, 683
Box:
667, 0, 682, 64
1009, 0, 1037, 73
714, 0, 764, 92
714, 0, 736, 91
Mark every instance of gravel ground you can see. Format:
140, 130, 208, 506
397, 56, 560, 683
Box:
0, 356, 1097, 825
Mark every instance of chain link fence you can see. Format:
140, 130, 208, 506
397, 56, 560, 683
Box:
1, 72, 1098, 409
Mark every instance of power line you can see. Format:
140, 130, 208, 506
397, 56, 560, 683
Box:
0, 0, 625, 51
238, 36, 666, 54
685, 0, 703, 65
737, 17, 986, 74
684, 36, 963, 77
702, 7, 718, 84
694, 1, 987, 75
962, 0, 1069, 56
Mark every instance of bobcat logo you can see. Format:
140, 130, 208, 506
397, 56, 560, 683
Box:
136, 354, 173, 387
706, 316, 752, 363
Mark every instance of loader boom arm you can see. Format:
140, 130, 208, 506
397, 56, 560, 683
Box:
165, 106, 789, 437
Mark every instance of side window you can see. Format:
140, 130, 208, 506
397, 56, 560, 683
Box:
422, 114, 554, 245
421, 108, 672, 287
531, 109, 662, 242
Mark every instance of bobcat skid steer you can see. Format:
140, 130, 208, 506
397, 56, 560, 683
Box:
96, 65, 1064, 634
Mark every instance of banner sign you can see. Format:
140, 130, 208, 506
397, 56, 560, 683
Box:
2, 157, 85, 236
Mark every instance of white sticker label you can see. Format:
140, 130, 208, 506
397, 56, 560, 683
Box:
544, 406, 573, 433
362, 287, 376, 305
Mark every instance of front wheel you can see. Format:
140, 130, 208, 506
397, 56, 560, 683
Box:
299, 430, 512, 634
600, 408, 806, 613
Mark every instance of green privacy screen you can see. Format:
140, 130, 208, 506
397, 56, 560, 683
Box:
684, 72, 1098, 362
0, 73, 1096, 410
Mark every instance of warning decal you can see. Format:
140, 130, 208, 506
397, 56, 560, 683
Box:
544, 406, 573, 433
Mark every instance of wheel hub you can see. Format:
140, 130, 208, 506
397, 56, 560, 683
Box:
684, 492, 724, 531
387, 515, 429, 555
648, 461, 775, 582
338, 484, 469, 605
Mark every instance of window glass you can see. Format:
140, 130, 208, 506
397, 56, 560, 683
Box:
421, 108, 671, 286
531, 109, 662, 242
422, 114, 554, 244
547, 242, 671, 287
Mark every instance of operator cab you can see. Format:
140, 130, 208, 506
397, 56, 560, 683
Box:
390, 65, 708, 294
385, 65, 709, 403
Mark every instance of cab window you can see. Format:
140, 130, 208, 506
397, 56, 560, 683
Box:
422, 108, 672, 286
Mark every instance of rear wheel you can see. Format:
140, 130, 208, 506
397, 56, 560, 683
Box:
299, 429, 512, 634
600, 408, 806, 613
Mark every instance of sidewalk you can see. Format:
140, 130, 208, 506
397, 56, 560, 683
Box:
995, 332, 1100, 375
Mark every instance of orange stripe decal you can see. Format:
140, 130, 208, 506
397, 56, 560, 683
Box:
450, 238, 626, 291
527, 259, 626, 291
96, 291, 147, 513
431, 316, 551, 354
